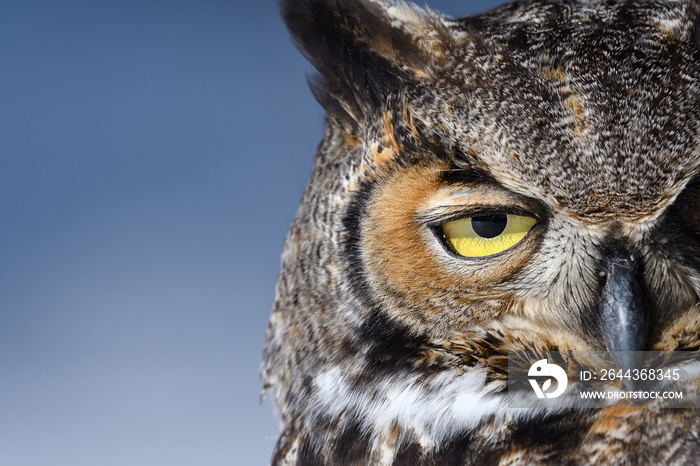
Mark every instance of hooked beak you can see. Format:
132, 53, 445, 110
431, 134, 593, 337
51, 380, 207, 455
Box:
597, 245, 649, 386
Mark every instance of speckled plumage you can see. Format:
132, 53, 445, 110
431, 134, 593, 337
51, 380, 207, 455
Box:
263, 0, 700, 464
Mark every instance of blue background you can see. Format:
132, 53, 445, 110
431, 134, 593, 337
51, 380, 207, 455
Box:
0, 1, 506, 464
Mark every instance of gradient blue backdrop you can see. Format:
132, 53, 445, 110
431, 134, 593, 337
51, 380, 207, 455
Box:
0, 1, 507, 464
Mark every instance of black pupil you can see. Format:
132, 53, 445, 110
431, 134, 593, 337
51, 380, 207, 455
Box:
471, 214, 508, 238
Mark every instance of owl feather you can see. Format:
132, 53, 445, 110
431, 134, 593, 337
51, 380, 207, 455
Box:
265, 0, 700, 464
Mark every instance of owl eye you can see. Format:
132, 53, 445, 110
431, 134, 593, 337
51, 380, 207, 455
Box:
440, 213, 537, 258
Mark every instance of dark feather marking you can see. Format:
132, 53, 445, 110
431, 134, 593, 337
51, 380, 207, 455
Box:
359, 310, 429, 376
342, 176, 377, 309
330, 419, 373, 464
296, 435, 325, 466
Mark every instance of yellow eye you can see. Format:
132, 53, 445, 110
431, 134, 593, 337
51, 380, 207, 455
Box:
441, 213, 536, 258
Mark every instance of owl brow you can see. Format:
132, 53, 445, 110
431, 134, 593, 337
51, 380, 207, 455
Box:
436, 166, 501, 187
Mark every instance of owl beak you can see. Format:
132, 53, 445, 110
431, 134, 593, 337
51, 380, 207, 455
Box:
597, 245, 649, 383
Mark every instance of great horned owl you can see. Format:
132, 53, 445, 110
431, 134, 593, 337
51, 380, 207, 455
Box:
263, 0, 700, 464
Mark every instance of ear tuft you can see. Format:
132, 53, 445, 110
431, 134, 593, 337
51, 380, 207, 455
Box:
280, 0, 451, 132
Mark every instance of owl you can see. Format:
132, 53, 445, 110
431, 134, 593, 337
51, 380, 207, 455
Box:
263, 0, 700, 464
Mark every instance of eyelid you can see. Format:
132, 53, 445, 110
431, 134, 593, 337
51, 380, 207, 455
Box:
417, 205, 539, 227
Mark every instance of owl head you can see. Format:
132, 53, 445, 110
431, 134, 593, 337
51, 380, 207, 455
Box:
264, 0, 700, 463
